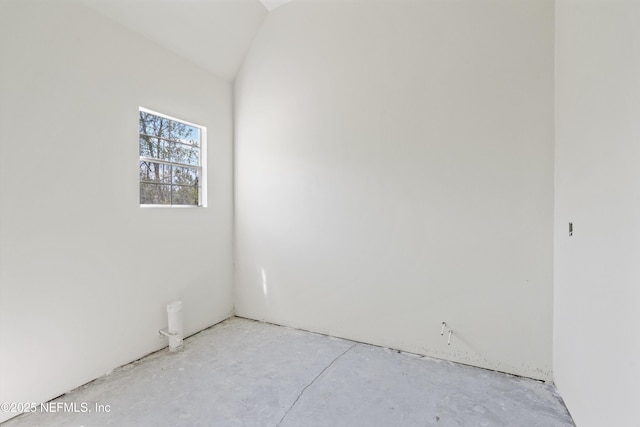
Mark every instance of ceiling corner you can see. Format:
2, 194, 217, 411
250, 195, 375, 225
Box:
259, 0, 293, 12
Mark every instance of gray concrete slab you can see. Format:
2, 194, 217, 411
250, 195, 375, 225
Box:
2, 317, 574, 427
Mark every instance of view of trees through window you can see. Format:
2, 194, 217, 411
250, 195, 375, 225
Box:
139, 110, 203, 206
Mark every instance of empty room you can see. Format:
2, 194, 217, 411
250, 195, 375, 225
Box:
0, 0, 637, 426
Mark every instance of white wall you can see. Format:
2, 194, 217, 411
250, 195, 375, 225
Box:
0, 1, 233, 423
235, 0, 555, 380
554, 1, 640, 425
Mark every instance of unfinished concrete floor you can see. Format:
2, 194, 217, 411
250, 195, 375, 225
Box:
3, 317, 574, 427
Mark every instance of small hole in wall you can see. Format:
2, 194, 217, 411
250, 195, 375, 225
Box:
569, 222, 573, 236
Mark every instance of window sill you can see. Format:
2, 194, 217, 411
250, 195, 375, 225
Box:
140, 204, 206, 208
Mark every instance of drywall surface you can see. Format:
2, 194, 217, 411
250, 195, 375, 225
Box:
235, 0, 555, 380
0, 1, 233, 423
554, 1, 640, 425
79, 0, 267, 80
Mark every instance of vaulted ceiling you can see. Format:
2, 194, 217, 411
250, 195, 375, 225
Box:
79, 0, 292, 80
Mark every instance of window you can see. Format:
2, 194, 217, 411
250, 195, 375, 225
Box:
139, 108, 206, 207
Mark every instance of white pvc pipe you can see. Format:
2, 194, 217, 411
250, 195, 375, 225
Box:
166, 300, 184, 352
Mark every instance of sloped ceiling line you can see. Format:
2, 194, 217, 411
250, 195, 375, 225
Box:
80, 0, 272, 80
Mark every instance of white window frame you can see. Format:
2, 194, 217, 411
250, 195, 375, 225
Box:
139, 107, 207, 208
